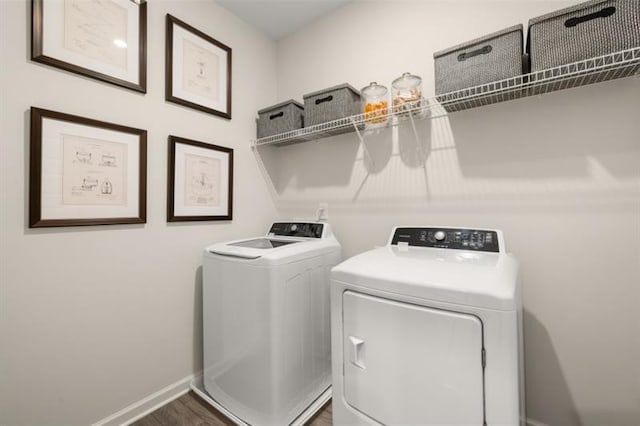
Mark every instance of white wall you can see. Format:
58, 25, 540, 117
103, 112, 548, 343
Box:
0, 0, 278, 424
267, 1, 640, 425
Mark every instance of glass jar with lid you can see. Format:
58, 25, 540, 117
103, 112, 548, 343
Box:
391, 72, 423, 116
361, 82, 389, 126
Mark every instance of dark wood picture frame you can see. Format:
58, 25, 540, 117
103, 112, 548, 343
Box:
167, 135, 233, 222
165, 14, 232, 119
30, 107, 147, 228
31, 0, 147, 93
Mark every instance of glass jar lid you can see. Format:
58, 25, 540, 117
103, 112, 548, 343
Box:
361, 82, 388, 97
392, 72, 422, 90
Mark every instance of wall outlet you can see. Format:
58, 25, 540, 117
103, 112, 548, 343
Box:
317, 203, 329, 221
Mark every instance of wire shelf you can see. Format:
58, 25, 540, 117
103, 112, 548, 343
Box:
253, 47, 640, 147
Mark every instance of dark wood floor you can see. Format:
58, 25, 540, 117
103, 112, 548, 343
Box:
131, 391, 332, 426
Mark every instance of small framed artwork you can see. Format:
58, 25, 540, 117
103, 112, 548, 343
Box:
167, 135, 233, 222
166, 14, 232, 119
31, 0, 147, 92
29, 107, 147, 227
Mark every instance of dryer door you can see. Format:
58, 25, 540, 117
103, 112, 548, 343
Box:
342, 291, 485, 425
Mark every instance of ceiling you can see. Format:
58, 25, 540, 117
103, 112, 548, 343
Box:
217, 0, 352, 40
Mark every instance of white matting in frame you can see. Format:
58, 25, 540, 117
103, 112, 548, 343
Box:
30, 107, 147, 227
166, 14, 231, 119
168, 136, 233, 221
33, 0, 146, 92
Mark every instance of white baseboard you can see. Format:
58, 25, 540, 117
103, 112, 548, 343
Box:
92, 373, 196, 426
93, 374, 545, 426
526, 418, 550, 426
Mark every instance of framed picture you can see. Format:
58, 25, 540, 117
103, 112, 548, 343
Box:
166, 14, 232, 119
29, 107, 147, 227
167, 135, 233, 222
31, 0, 147, 92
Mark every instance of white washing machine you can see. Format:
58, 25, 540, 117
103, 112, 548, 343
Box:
192, 222, 341, 426
331, 226, 524, 426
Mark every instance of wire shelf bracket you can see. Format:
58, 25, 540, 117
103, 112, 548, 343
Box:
351, 116, 375, 169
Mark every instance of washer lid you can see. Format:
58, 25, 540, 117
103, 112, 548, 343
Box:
205, 235, 339, 266
331, 246, 519, 311
227, 238, 300, 249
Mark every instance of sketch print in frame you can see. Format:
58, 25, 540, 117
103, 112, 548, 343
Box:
30, 107, 147, 227
166, 14, 232, 119
167, 135, 233, 222
32, 0, 147, 92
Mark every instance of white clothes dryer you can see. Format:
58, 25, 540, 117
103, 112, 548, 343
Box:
331, 226, 524, 426
193, 222, 341, 426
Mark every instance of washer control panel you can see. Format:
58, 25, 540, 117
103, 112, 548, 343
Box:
269, 222, 324, 238
391, 227, 499, 252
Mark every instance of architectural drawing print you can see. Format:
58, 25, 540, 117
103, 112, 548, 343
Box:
62, 134, 127, 206
190, 173, 213, 195
101, 178, 113, 195
100, 154, 117, 167
184, 153, 220, 207
182, 38, 219, 102
75, 151, 92, 164
64, 0, 129, 70
80, 176, 99, 190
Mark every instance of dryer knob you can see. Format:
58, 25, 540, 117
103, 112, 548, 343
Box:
434, 231, 446, 241
290, 224, 298, 232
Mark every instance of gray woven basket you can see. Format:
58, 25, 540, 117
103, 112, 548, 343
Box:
256, 100, 304, 139
527, 0, 640, 71
434, 25, 524, 95
303, 84, 361, 127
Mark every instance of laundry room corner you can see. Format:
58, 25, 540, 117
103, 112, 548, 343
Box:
266, 1, 640, 425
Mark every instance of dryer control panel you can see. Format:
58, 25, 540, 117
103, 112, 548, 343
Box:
391, 227, 499, 252
269, 222, 324, 238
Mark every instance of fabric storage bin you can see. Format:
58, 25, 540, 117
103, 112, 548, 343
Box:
527, 0, 640, 71
303, 84, 361, 126
434, 25, 524, 95
256, 100, 304, 139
